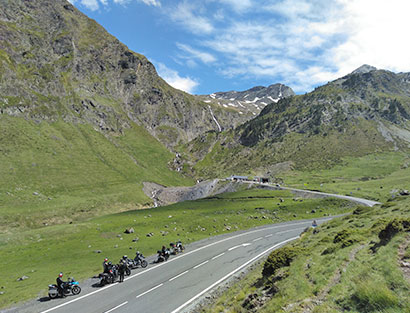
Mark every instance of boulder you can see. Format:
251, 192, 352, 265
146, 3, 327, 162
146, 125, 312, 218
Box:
132, 237, 139, 242
124, 228, 134, 234
17, 276, 29, 281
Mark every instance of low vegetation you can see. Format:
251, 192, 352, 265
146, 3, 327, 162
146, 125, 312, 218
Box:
201, 196, 410, 313
0, 189, 353, 309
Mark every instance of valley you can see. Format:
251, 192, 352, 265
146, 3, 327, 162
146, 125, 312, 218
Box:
0, 0, 409, 312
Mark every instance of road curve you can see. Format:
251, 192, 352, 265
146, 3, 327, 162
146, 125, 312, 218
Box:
10, 217, 335, 313
277, 186, 380, 207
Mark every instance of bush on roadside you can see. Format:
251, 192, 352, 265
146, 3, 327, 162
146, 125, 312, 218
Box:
262, 246, 302, 278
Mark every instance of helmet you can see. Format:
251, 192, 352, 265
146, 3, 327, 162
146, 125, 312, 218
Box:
123, 255, 127, 259
59, 273, 63, 277
104, 258, 108, 262
136, 251, 140, 254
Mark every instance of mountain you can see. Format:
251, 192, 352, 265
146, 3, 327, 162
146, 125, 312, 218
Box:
197, 83, 295, 117
0, 0, 244, 150
182, 66, 410, 178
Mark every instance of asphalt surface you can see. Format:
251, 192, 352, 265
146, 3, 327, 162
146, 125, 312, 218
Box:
278, 186, 380, 207
10, 217, 334, 313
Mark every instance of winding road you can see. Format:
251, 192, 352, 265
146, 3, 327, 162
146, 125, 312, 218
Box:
8, 187, 379, 313
11, 217, 332, 313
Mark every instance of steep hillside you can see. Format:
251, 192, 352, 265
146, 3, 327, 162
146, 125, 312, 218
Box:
201, 196, 410, 313
197, 83, 295, 118
0, 0, 243, 149
182, 66, 410, 178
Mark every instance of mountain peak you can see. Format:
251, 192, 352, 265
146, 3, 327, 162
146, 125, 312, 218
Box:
351, 64, 378, 74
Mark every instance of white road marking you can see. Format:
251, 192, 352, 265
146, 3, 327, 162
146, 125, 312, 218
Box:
136, 283, 163, 298
228, 245, 240, 251
170, 236, 300, 313
242, 243, 251, 247
169, 270, 189, 281
103, 301, 128, 313
253, 237, 262, 242
212, 253, 225, 260
193, 260, 209, 269
265, 234, 273, 238
39, 219, 330, 313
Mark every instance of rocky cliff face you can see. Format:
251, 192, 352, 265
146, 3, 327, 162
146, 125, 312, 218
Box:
197, 83, 294, 118
0, 0, 244, 149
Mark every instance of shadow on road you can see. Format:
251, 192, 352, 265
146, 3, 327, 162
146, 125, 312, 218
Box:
38, 296, 51, 303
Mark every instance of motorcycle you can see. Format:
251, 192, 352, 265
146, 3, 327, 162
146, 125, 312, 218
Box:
99, 266, 118, 286
154, 249, 170, 263
129, 254, 148, 269
176, 240, 185, 253
48, 278, 81, 299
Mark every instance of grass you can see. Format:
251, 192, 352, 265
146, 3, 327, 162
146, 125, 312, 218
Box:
0, 188, 354, 309
201, 196, 410, 313
283, 151, 410, 202
0, 116, 193, 230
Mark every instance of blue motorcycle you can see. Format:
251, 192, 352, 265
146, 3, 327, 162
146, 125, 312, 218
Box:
48, 278, 81, 299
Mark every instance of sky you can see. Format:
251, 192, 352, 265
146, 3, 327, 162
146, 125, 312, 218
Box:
68, 0, 410, 95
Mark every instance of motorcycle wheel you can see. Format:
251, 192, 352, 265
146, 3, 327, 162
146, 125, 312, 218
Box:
49, 293, 58, 299
72, 286, 81, 295
141, 260, 148, 268
125, 268, 131, 276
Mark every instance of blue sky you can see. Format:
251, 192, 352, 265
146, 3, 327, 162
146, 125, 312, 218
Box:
68, 0, 410, 95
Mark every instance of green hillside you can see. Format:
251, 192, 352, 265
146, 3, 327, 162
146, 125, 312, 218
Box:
0, 188, 354, 309
202, 196, 410, 313
0, 115, 192, 231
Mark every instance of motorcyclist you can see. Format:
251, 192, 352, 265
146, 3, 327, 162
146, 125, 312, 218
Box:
56, 272, 66, 297
176, 240, 184, 251
161, 245, 167, 256
120, 255, 128, 264
102, 258, 110, 273
312, 220, 318, 227
135, 251, 144, 259
118, 262, 126, 283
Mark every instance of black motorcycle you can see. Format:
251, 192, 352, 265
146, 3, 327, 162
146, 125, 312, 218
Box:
99, 265, 118, 286
154, 249, 170, 263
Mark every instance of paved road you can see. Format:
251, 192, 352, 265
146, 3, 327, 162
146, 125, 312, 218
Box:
12, 217, 334, 313
278, 186, 380, 207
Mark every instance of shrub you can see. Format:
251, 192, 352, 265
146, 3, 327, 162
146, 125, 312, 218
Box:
378, 218, 410, 242
262, 246, 302, 277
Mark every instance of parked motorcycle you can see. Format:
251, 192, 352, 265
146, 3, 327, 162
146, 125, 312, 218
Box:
154, 249, 170, 263
99, 265, 118, 286
176, 240, 185, 253
129, 254, 148, 269
48, 278, 81, 299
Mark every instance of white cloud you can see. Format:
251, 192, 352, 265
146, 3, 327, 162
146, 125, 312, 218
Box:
176, 43, 216, 64
169, 2, 214, 35
156, 63, 199, 93
113, 0, 161, 7
330, 0, 410, 75
68, 0, 160, 11
219, 0, 253, 12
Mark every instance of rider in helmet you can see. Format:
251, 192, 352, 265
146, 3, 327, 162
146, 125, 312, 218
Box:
102, 258, 110, 273
56, 272, 66, 297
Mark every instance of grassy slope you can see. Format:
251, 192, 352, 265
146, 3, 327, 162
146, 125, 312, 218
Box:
0, 115, 193, 230
202, 196, 410, 313
0, 189, 354, 309
283, 152, 410, 202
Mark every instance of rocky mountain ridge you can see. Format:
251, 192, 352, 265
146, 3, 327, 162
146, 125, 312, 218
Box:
0, 0, 246, 149
197, 83, 295, 117
182, 66, 410, 178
